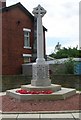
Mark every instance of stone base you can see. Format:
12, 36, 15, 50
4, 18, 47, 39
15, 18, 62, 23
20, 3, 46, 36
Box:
6, 84, 76, 101
32, 63, 51, 86
21, 84, 61, 92
31, 79, 51, 86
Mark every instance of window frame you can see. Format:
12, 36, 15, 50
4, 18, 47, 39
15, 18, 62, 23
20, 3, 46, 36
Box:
23, 28, 31, 49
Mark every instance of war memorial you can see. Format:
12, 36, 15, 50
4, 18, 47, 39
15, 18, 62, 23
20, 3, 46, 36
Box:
6, 5, 76, 100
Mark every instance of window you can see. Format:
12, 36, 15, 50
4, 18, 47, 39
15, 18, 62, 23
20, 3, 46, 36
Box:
24, 57, 30, 63
23, 28, 31, 49
23, 54, 32, 63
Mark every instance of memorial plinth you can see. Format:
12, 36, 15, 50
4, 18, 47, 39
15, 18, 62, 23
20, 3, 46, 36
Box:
31, 63, 51, 86
6, 4, 76, 100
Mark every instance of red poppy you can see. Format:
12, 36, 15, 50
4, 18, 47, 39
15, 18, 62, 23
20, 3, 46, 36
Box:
16, 89, 53, 94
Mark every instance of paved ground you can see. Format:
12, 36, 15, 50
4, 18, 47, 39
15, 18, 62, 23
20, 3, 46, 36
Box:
0, 112, 81, 120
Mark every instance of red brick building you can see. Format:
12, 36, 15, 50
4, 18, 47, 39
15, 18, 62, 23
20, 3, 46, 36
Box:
0, 2, 47, 75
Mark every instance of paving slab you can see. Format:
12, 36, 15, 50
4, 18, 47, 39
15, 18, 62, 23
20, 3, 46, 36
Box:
41, 114, 73, 119
0, 114, 2, 120
1, 114, 18, 120
0, 113, 80, 120
17, 114, 39, 120
72, 113, 81, 120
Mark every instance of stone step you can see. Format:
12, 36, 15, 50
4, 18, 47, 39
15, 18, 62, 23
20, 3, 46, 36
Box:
6, 86, 76, 101
21, 84, 61, 92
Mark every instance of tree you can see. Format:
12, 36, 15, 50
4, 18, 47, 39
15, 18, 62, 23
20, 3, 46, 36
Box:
49, 45, 81, 59
64, 57, 75, 74
54, 42, 61, 52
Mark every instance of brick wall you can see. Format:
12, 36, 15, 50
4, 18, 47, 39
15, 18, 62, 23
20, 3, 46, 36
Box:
0, 1, 6, 8
1, 3, 47, 75
2, 7, 34, 75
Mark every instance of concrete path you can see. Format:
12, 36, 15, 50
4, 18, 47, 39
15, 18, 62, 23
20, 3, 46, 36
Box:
0, 112, 81, 120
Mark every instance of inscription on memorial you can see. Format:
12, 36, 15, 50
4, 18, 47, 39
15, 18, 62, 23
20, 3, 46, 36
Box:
32, 64, 49, 80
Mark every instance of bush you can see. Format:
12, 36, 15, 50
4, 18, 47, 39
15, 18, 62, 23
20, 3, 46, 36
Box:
64, 58, 75, 74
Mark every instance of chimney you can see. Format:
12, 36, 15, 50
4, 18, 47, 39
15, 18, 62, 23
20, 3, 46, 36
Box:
0, 1, 6, 8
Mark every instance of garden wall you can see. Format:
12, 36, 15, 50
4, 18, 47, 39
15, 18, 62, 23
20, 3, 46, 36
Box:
0, 74, 81, 92
0, 75, 31, 92
51, 74, 81, 90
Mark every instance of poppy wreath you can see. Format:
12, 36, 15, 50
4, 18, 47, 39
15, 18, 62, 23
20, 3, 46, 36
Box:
16, 89, 53, 94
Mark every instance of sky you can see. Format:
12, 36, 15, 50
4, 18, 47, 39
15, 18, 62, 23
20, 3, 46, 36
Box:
6, 0, 80, 55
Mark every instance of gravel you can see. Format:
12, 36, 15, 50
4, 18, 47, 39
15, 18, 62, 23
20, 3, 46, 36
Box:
0, 94, 81, 112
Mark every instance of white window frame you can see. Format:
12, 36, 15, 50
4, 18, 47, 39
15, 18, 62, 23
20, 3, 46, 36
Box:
23, 28, 31, 49
23, 54, 32, 57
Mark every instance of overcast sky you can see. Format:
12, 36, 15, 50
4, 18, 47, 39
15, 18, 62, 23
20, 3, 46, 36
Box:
6, 0, 80, 55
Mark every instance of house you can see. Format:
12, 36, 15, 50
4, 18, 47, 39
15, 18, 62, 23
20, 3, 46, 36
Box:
0, 1, 47, 75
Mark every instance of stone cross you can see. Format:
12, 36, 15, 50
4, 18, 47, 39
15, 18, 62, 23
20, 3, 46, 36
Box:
32, 4, 46, 17
32, 5, 51, 86
32, 5, 46, 64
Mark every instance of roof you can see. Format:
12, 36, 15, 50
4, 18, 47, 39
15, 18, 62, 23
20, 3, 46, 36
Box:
1, 2, 34, 20
1, 2, 47, 31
